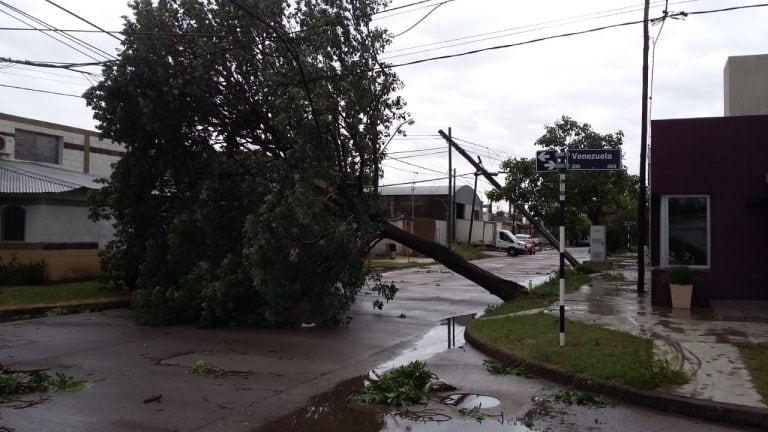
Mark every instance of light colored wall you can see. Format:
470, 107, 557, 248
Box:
724, 54, 768, 116
88, 152, 120, 177
24, 204, 99, 243
62, 148, 84, 172
0, 114, 125, 177
0, 249, 101, 281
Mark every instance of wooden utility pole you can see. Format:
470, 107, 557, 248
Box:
638, 0, 650, 294
438, 130, 580, 267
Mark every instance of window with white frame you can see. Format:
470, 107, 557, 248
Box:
660, 195, 710, 267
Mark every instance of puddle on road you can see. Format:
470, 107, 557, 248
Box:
257, 312, 542, 431
443, 393, 500, 409
257, 376, 537, 432
370, 313, 475, 378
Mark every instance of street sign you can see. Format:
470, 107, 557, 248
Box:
567, 149, 621, 171
536, 149, 622, 172
535, 150, 559, 172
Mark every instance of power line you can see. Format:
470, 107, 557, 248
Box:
5, 3, 767, 97
388, 157, 445, 174
453, 136, 511, 158
0, 69, 89, 86
387, 146, 445, 154
8, 64, 94, 81
0, 82, 81, 97
383, 4, 768, 70
387, 150, 447, 159
44, 0, 123, 43
393, 0, 450, 37
382, 0, 696, 59
373, 0, 450, 16
379, 171, 474, 187
0, 1, 115, 61
0, 6, 101, 62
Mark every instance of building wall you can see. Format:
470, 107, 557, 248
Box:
724, 54, 768, 116
24, 204, 99, 243
0, 112, 125, 176
650, 115, 768, 306
0, 249, 101, 281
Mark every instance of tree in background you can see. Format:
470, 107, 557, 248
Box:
495, 116, 638, 248
486, 157, 539, 232
86, 0, 406, 326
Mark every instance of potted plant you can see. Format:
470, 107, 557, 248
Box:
668, 265, 694, 309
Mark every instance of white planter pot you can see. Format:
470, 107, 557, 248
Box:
670, 283, 693, 309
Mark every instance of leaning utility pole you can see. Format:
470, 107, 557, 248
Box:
638, 0, 650, 294
438, 130, 579, 267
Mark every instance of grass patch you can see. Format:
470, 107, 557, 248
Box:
483, 359, 526, 376
450, 243, 490, 261
352, 361, 434, 406
189, 360, 222, 376
549, 389, 611, 406
482, 270, 593, 318
469, 313, 689, 390
0, 371, 86, 400
366, 260, 429, 270
738, 343, 768, 404
0, 281, 127, 309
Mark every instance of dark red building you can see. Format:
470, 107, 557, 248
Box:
650, 114, 768, 306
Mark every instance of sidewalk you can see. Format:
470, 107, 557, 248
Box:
543, 256, 768, 409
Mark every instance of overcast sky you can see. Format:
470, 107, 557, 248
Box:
1, 0, 766, 208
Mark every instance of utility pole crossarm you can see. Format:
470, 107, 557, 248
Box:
437, 129, 580, 267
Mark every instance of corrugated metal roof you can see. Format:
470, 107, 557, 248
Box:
0, 159, 104, 194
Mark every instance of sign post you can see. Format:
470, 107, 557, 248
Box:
536, 148, 623, 347
557, 150, 566, 348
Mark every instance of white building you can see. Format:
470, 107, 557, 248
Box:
0, 112, 124, 280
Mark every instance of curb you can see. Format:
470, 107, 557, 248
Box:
0, 298, 130, 321
464, 325, 768, 430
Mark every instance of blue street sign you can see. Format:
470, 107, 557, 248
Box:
567, 149, 622, 171
535, 150, 560, 172
536, 149, 622, 172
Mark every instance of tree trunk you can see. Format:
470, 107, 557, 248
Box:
379, 222, 526, 301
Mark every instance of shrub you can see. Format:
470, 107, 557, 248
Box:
667, 265, 694, 285
0, 257, 49, 285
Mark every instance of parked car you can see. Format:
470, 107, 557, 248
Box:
519, 238, 536, 254
495, 230, 532, 256
515, 233, 542, 245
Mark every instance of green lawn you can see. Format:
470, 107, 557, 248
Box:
469, 313, 689, 389
738, 344, 768, 404
0, 281, 129, 309
367, 260, 429, 271
483, 269, 594, 317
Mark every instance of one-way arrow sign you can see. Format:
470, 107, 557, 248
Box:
536, 150, 559, 172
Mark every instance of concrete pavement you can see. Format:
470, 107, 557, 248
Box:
0, 249, 580, 432
3, 249, 765, 431
543, 256, 768, 409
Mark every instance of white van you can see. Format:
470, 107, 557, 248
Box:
495, 230, 529, 256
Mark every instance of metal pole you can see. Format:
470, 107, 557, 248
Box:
447, 127, 452, 250
468, 172, 479, 246
558, 150, 566, 347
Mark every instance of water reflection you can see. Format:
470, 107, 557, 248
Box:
443, 393, 501, 409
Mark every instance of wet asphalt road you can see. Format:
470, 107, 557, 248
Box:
0, 248, 761, 431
